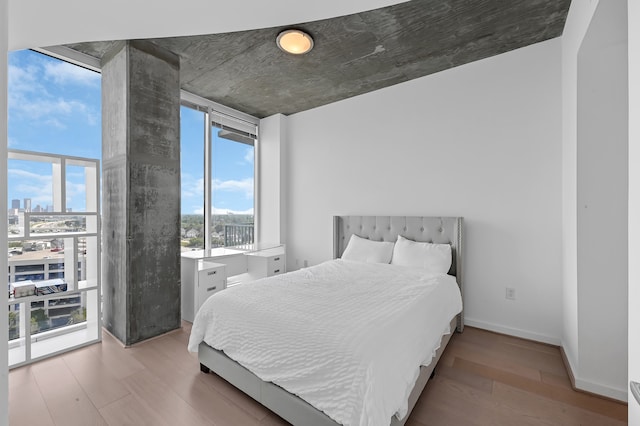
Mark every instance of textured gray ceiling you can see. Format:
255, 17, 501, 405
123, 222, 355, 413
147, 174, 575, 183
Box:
64, 0, 571, 118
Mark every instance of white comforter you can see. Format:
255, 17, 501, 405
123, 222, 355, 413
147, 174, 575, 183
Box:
188, 259, 462, 426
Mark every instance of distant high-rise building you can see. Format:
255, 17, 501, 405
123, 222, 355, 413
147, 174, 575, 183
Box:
11, 199, 20, 209
24, 198, 31, 212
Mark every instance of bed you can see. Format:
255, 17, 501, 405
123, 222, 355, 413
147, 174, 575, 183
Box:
188, 216, 464, 426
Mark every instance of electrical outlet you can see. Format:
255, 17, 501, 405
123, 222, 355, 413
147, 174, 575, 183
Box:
506, 287, 516, 300
303, 260, 309, 267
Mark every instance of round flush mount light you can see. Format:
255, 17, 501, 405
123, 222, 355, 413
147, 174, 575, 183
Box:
276, 29, 314, 55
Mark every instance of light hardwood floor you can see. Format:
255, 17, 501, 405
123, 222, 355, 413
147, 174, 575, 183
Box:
9, 324, 627, 426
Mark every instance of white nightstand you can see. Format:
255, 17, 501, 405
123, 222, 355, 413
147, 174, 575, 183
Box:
181, 244, 286, 321
246, 247, 286, 280
181, 260, 226, 322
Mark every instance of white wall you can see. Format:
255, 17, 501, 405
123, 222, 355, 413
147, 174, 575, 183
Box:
629, 0, 640, 421
7, 0, 406, 50
576, 1, 628, 400
561, 0, 600, 380
0, 2, 8, 425
284, 38, 563, 344
563, 0, 629, 401
258, 114, 288, 245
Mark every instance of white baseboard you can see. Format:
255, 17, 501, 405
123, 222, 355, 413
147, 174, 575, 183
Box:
573, 377, 628, 402
464, 317, 561, 346
463, 318, 628, 402
560, 341, 628, 402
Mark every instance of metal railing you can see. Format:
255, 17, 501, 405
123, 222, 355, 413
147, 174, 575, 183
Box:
224, 224, 254, 247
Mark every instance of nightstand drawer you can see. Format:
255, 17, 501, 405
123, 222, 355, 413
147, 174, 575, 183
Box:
198, 267, 224, 286
197, 265, 226, 309
198, 279, 224, 302
246, 248, 286, 280
267, 255, 285, 276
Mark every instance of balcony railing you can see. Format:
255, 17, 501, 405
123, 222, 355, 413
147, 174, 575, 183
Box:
224, 224, 254, 247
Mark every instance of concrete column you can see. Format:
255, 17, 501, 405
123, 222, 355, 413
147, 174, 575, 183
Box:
102, 40, 181, 345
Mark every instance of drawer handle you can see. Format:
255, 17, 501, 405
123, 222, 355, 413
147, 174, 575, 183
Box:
207, 271, 217, 275
273, 269, 280, 274
273, 257, 281, 261
206, 286, 217, 292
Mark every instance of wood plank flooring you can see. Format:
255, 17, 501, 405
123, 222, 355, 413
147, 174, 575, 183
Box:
8, 324, 627, 425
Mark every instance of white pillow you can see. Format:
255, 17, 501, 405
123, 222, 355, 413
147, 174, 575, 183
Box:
391, 235, 452, 273
341, 234, 395, 264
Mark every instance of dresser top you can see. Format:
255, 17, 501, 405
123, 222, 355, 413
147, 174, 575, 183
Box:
181, 242, 283, 260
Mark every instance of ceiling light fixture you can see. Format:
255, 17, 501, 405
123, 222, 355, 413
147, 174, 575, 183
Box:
276, 29, 314, 55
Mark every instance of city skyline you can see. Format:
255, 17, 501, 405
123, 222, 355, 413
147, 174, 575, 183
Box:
8, 197, 68, 213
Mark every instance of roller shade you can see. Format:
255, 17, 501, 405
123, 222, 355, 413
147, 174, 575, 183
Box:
181, 90, 258, 142
210, 111, 257, 139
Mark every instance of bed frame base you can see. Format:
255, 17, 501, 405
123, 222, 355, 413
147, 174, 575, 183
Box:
198, 318, 457, 426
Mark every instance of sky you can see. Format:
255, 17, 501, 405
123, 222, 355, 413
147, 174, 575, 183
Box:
181, 108, 255, 215
7, 50, 101, 213
7, 49, 254, 216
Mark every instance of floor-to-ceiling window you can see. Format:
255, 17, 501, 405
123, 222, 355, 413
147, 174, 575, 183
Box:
181, 96, 258, 251
7, 49, 102, 366
180, 106, 206, 250
210, 118, 256, 247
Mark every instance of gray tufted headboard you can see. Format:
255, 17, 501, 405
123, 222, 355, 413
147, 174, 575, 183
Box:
333, 216, 464, 331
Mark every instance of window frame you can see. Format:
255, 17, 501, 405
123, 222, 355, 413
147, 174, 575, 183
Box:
180, 91, 260, 250
33, 48, 261, 250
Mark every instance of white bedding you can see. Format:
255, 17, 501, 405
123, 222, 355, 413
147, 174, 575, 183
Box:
188, 259, 462, 426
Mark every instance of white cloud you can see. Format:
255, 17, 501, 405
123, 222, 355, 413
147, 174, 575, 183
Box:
243, 147, 254, 164
183, 178, 253, 214
213, 206, 254, 215
212, 178, 254, 199
189, 206, 253, 216
8, 60, 98, 127
44, 118, 66, 129
181, 175, 204, 199
8, 168, 51, 182
7, 168, 53, 207
44, 61, 100, 87
65, 181, 87, 210
12, 96, 90, 120
86, 111, 99, 126
8, 63, 42, 95
66, 170, 86, 179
